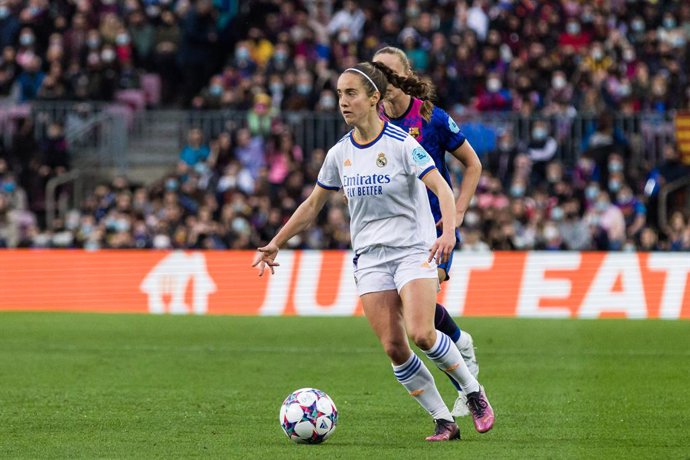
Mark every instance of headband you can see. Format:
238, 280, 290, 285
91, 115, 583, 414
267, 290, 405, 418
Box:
345, 67, 379, 94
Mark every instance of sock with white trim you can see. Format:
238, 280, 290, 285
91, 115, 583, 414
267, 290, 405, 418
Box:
392, 353, 453, 422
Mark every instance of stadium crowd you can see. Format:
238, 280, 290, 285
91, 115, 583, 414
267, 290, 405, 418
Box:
1, 0, 689, 251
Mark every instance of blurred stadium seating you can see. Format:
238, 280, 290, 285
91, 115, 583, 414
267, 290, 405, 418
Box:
0, 0, 689, 251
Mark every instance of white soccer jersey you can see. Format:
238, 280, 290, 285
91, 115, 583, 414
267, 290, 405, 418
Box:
317, 121, 438, 255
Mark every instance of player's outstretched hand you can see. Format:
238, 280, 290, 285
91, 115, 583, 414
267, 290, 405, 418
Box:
252, 242, 280, 276
429, 231, 456, 264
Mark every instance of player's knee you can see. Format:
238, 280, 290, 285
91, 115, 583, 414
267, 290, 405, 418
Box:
409, 328, 436, 350
382, 340, 409, 364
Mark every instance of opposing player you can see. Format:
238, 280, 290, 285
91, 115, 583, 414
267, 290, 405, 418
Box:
373, 47, 484, 419
253, 63, 494, 440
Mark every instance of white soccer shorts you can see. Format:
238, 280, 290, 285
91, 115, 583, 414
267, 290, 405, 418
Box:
352, 246, 439, 296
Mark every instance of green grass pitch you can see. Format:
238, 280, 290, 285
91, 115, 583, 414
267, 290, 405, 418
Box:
1, 313, 688, 459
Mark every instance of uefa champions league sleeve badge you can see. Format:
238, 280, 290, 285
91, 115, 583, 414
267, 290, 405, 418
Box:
412, 147, 430, 165
448, 117, 460, 133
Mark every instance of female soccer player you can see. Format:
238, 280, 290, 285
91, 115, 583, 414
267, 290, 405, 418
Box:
373, 47, 485, 420
253, 63, 493, 441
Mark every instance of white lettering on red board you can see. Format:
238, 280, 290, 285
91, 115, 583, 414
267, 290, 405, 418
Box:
647, 254, 690, 319
140, 252, 216, 314
517, 252, 581, 318
293, 251, 358, 316
441, 253, 494, 316
579, 253, 647, 319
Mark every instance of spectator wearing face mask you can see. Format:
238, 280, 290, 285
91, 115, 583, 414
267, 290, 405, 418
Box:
585, 191, 626, 250
283, 70, 316, 110
18, 1, 51, 48
487, 129, 519, 189
607, 170, 625, 196
558, 19, 591, 52
627, 16, 647, 44
98, 44, 119, 96
582, 42, 613, 73
582, 114, 629, 179
615, 185, 646, 239
15, 27, 38, 62
0, 171, 28, 213
247, 93, 280, 139
475, 73, 512, 112
545, 70, 574, 107
507, 176, 528, 200
582, 180, 601, 208
526, 120, 558, 185
558, 198, 591, 250
620, 46, 639, 80
246, 27, 274, 67
13, 53, 44, 102
266, 43, 291, 75
657, 12, 684, 49
231, 40, 257, 79
315, 89, 337, 112
327, 0, 365, 42
460, 210, 490, 252
192, 74, 225, 110
538, 221, 566, 251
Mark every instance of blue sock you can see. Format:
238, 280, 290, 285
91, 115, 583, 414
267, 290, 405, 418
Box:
434, 303, 462, 391
434, 303, 461, 342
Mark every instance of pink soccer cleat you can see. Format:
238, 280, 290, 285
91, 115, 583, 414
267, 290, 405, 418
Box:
466, 386, 494, 433
425, 419, 460, 442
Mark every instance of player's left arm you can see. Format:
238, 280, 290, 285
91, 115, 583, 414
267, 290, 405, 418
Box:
437, 108, 483, 228
422, 169, 456, 263
448, 141, 482, 227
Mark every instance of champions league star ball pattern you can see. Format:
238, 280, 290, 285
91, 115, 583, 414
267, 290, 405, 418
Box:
279, 388, 338, 444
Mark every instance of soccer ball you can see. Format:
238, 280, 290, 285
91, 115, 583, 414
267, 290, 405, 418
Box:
279, 388, 338, 444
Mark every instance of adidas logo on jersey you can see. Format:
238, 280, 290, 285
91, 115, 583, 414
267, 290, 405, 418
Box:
344, 158, 352, 167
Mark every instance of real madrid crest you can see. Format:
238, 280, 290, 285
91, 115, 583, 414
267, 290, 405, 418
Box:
376, 152, 387, 167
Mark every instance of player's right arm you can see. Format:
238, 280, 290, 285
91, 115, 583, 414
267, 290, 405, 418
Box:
253, 184, 334, 276
254, 145, 342, 276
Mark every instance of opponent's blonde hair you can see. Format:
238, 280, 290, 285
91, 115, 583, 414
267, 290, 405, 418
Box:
373, 46, 436, 122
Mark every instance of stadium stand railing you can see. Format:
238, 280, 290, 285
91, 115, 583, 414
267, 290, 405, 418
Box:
14, 102, 677, 167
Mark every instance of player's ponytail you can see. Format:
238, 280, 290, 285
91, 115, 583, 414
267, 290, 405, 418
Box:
371, 52, 436, 122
